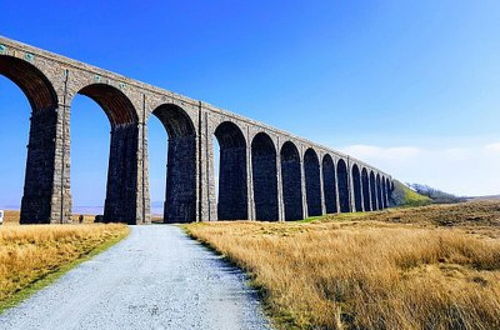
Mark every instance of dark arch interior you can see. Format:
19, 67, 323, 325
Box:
352, 165, 362, 212
370, 172, 377, 210
376, 174, 383, 210
362, 168, 371, 211
280, 142, 303, 221
337, 159, 350, 213
214, 122, 248, 220
0, 56, 59, 223
152, 104, 196, 223
78, 84, 137, 126
304, 148, 322, 217
251, 133, 278, 221
322, 155, 337, 214
74, 84, 139, 224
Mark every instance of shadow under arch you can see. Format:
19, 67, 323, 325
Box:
152, 104, 196, 223
369, 171, 377, 210
304, 148, 322, 217
337, 159, 350, 213
352, 164, 362, 212
73, 83, 139, 224
251, 132, 278, 221
0, 55, 60, 223
214, 121, 248, 220
376, 174, 383, 210
280, 141, 303, 221
361, 168, 371, 211
322, 154, 337, 214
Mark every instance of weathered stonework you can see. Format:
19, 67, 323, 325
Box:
0, 36, 395, 224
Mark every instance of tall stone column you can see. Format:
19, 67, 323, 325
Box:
300, 150, 308, 219
21, 102, 72, 224
276, 141, 285, 222
137, 113, 151, 225
103, 123, 140, 224
246, 131, 255, 220
319, 157, 326, 216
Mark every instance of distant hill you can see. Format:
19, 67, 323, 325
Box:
391, 181, 433, 207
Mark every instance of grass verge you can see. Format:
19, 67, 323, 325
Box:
0, 224, 129, 313
185, 201, 500, 329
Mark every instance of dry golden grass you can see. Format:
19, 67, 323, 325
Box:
3, 210, 20, 225
0, 223, 129, 310
1, 210, 97, 225
186, 201, 500, 329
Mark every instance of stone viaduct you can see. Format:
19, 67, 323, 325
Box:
0, 36, 394, 225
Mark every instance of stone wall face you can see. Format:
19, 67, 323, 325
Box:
0, 36, 395, 224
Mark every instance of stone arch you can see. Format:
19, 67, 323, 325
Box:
361, 168, 371, 211
152, 104, 196, 223
0, 55, 60, 223
251, 133, 278, 221
304, 148, 322, 217
337, 159, 350, 213
0, 55, 58, 112
77, 84, 138, 125
369, 171, 377, 210
376, 174, 383, 210
322, 155, 337, 214
73, 83, 139, 224
214, 121, 248, 220
352, 164, 362, 212
280, 141, 303, 221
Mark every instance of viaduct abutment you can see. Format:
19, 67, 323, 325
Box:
0, 36, 394, 224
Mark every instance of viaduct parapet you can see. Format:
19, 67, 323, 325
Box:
0, 36, 394, 224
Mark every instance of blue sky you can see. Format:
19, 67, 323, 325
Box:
1, 1, 500, 211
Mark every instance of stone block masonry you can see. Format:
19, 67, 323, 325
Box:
0, 36, 394, 224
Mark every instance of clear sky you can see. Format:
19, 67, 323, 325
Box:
1, 1, 500, 212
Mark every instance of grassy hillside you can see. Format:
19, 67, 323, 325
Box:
391, 180, 433, 206
186, 201, 500, 329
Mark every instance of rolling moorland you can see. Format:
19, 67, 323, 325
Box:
2, 184, 499, 329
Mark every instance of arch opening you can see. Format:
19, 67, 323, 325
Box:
152, 104, 196, 223
0, 55, 59, 223
322, 155, 337, 214
337, 159, 350, 213
73, 84, 139, 224
376, 174, 383, 210
214, 122, 248, 220
280, 142, 303, 221
362, 168, 371, 211
251, 133, 278, 221
304, 148, 322, 217
369, 171, 377, 210
352, 164, 362, 212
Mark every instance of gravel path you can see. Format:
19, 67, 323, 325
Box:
0, 225, 270, 330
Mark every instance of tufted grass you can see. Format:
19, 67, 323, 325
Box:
185, 201, 500, 329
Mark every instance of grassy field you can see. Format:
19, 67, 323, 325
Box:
0, 223, 129, 312
2, 210, 98, 225
185, 201, 500, 329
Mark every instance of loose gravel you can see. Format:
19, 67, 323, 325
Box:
0, 225, 271, 330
